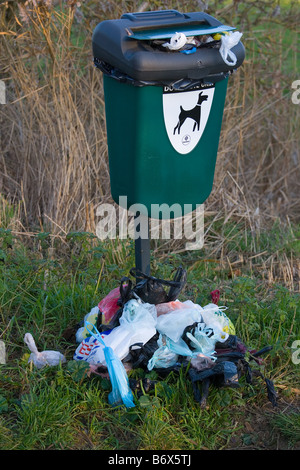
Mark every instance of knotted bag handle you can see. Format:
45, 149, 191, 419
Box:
129, 267, 184, 288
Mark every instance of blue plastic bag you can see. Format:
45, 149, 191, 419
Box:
147, 334, 199, 370
85, 321, 135, 408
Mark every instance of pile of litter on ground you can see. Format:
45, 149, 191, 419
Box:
71, 266, 277, 409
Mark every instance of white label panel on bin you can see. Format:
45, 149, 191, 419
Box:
163, 85, 215, 155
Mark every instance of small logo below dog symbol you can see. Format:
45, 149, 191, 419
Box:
173, 91, 208, 135
182, 134, 191, 145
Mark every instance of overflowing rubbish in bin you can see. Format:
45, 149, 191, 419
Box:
92, 10, 245, 216
73, 267, 277, 409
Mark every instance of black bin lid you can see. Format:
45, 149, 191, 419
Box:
92, 10, 245, 83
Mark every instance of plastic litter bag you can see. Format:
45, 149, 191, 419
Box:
107, 353, 135, 408
147, 335, 179, 371
210, 289, 220, 305
219, 31, 243, 66
163, 32, 187, 50
81, 300, 157, 365
147, 334, 201, 371
24, 333, 66, 369
156, 303, 202, 343
200, 303, 235, 335
130, 266, 187, 305
189, 359, 240, 406
98, 277, 133, 332
183, 322, 227, 358
156, 300, 191, 316
98, 286, 121, 324
73, 335, 101, 362
190, 354, 215, 372
166, 336, 196, 357
124, 332, 160, 369
75, 306, 100, 343
120, 299, 157, 325
85, 322, 135, 408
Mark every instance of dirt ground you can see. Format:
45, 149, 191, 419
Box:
227, 397, 300, 450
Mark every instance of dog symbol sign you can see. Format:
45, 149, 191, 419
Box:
163, 86, 215, 155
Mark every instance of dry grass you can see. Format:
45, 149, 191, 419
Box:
0, 0, 299, 244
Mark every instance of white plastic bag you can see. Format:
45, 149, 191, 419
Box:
200, 303, 235, 335
156, 300, 191, 316
167, 336, 196, 357
219, 31, 243, 66
156, 299, 234, 342
163, 32, 187, 50
24, 333, 66, 369
156, 301, 202, 343
185, 322, 227, 358
119, 299, 157, 327
78, 299, 157, 366
73, 335, 101, 362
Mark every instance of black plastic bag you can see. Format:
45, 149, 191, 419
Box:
189, 360, 240, 388
189, 360, 240, 408
123, 332, 160, 369
129, 378, 157, 397
130, 266, 187, 304
96, 266, 187, 332
188, 336, 277, 408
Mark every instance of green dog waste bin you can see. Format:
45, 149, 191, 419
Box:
92, 10, 245, 218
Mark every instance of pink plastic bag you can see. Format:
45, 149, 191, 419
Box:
98, 287, 122, 324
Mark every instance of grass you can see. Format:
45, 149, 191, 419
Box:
0, 210, 299, 450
